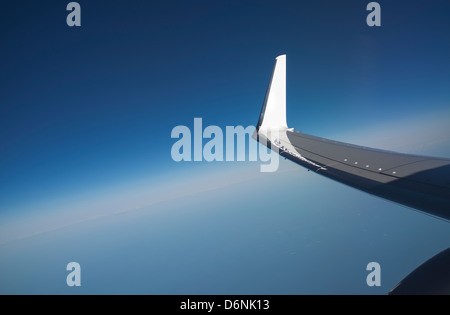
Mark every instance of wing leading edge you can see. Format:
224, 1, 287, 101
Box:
254, 55, 450, 221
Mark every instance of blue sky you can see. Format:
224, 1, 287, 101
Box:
1, 1, 450, 216
1, 1, 450, 294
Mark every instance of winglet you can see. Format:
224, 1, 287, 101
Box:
256, 55, 288, 131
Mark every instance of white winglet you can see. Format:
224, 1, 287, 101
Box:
257, 55, 288, 131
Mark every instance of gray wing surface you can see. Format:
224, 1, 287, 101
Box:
256, 55, 450, 221
281, 130, 450, 221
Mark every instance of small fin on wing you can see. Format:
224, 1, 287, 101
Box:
256, 54, 288, 131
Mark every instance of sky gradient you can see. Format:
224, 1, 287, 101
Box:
1, 1, 449, 294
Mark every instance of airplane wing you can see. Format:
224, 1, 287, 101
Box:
254, 55, 450, 221
388, 247, 450, 295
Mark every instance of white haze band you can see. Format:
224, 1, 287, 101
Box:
171, 118, 280, 173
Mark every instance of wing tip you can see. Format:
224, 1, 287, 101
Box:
257, 55, 288, 131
